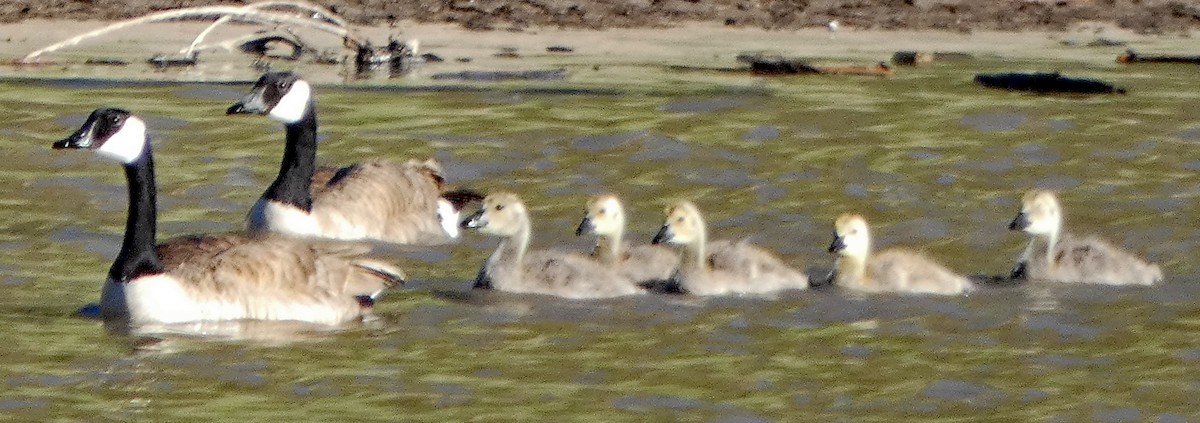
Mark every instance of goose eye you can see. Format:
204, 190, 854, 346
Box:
278, 80, 292, 90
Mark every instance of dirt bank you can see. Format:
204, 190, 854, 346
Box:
0, 0, 1198, 34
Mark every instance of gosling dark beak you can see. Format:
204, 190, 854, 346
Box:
828, 234, 846, 254
227, 88, 269, 115
651, 225, 672, 245
575, 217, 593, 236
53, 122, 96, 150
461, 208, 486, 230
1009, 212, 1030, 231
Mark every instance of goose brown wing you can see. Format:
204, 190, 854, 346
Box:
161, 236, 403, 304
309, 165, 342, 196
155, 233, 248, 271
309, 159, 445, 242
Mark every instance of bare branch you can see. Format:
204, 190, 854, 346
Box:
22, 4, 361, 63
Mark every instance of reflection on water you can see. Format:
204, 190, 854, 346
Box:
1, 60, 1199, 420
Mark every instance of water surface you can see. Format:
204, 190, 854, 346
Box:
1, 60, 1198, 421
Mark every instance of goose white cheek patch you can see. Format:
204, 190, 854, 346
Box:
268, 80, 311, 124
437, 199, 459, 238
96, 116, 147, 164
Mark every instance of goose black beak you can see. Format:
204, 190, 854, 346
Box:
651, 225, 672, 245
575, 217, 593, 236
53, 124, 95, 150
828, 234, 846, 253
227, 89, 269, 115
461, 209, 486, 230
1009, 212, 1030, 231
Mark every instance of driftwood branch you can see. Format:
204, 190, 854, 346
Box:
22, 3, 360, 63
180, 0, 350, 56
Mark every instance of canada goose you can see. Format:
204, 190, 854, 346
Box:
650, 201, 808, 296
461, 192, 644, 299
575, 194, 680, 284
226, 71, 479, 244
1008, 190, 1163, 285
828, 213, 972, 295
53, 108, 404, 326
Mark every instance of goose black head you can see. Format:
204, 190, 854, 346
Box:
227, 71, 311, 124
54, 108, 147, 164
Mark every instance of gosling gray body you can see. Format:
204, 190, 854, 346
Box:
1009, 190, 1162, 285
463, 192, 643, 299
652, 201, 808, 296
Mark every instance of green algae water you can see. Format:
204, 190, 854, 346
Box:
1, 60, 1198, 421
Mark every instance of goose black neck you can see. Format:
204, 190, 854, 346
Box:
265, 100, 317, 211
110, 138, 164, 282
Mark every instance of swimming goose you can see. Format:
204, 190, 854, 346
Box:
828, 213, 972, 295
53, 108, 404, 326
461, 192, 643, 299
575, 194, 680, 284
227, 71, 479, 244
650, 201, 808, 296
1008, 190, 1162, 285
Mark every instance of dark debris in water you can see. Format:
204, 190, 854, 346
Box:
1117, 49, 1200, 65
430, 68, 569, 82
84, 58, 128, 66
148, 52, 198, 69
736, 53, 895, 77
974, 72, 1126, 95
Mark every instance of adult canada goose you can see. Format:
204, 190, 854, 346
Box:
461, 192, 644, 299
226, 71, 480, 244
1008, 190, 1163, 285
651, 201, 808, 296
575, 194, 680, 284
53, 108, 404, 326
828, 213, 973, 295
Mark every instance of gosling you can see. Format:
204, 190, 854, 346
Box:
575, 194, 680, 284
650, 201, 808, 296
828, 213, 973, 295
461, 192, 644, 299
1008, 190, 1163, 285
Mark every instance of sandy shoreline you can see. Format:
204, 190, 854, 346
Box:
0, 19, 1196, 84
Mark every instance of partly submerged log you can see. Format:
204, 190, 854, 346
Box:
891, 51, 974, 66
818, 62, 893, 77
148, 52, 199, 68
1117, 50, 1200, 65
430, 68, 569, 82
736, 54, 893, 77
892, 51, 933, 66
974, 72, 1126, 95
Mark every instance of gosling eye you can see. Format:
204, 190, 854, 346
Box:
675, 216, 684, 223
494, 204, 504, 211
597, 208, 606, 216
